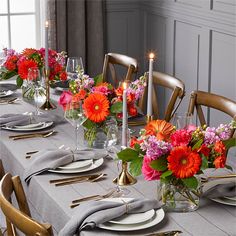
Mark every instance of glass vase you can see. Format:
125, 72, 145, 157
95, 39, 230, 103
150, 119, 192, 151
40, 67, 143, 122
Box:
22, 80, 35, 100
157, 180, 202, 212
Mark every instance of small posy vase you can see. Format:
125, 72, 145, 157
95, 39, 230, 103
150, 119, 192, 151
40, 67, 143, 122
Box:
22, 80, 34, 100
157, 180, 202, 212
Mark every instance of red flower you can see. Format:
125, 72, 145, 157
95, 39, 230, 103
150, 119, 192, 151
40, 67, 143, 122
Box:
4, 55, 18, 71
18, 59, 38, 79
115, 87, 123, 97
142, 155, 162, 181
73, 89, 87, 101
58, 91, 73, 110
130, 136, 143, 148
60, 71, 67, 81
127, 92, 135, 103
214, 155, 226, 168
116, 112, 122, 119
214, 141, 226, 156
128, 104, 138, 117
22, 48, 38, 57
170, 129, 192, 147
167, 146, 202, 179
198, 144, 211, 157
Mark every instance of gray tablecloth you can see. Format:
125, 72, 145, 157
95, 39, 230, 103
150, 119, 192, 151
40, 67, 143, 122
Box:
0, 86, 236, 236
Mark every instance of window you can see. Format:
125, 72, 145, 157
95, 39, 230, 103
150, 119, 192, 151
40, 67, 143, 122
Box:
0, 0, 45, 51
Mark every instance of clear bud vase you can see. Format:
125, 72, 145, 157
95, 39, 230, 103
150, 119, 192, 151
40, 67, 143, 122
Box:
22, 79, 35, 100
157, 179, 202, 212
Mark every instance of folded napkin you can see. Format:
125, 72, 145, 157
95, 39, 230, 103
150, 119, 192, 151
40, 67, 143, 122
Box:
0, 113, 31, 127
202, 177, 236, 198
59, 198, 160, 236
24, 149, 107, 183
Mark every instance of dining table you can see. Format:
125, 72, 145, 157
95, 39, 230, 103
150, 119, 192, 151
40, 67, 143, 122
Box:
0, 83, 236, 236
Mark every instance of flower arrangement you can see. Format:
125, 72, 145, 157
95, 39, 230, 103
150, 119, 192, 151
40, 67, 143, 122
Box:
117, 119, 236, 210
58, 73, 146, 146
0, 48, 67, 87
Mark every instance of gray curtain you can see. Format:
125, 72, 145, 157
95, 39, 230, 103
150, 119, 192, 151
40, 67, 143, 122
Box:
47, 0, 105, 77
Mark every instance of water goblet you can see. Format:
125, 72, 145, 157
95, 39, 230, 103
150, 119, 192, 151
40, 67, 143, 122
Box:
66, 57, 84, 80
64, 100, 87, 152
172, 112, 194, 130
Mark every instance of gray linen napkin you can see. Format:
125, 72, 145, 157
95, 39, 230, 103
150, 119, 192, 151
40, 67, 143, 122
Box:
0, 113, 31, 127
202, 177, 236, 198
58, 198, 160, 236
24, 149, 107, 183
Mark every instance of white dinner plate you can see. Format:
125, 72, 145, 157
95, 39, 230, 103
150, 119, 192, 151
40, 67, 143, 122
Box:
2, 121, 53, 131
0, 90, 15, 97
58, 160, 93, 170
0, 83, 17, 98
48, 158, 104, 174
98, 207, 165, 231
211, 197, 236, 206
101, 198, 156, 225
224, 196, 236, 201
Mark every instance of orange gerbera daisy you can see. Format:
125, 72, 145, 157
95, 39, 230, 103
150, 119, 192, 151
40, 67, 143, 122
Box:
22, 48, 38, 57
167, 146, 201, 179
145, 120, 175, 141
83, 93, 109, 123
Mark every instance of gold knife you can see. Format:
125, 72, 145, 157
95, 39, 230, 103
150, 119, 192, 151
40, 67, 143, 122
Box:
145, 230, 182, 236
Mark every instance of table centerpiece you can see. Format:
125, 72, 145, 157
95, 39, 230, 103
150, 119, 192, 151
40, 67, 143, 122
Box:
117, 119, 236, 212
0, 48, 67, 100
58, 73, 146, 148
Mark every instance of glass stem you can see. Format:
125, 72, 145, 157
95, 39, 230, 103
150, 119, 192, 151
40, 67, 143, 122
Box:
75, 126, 80, 152
35, 89, 39, 115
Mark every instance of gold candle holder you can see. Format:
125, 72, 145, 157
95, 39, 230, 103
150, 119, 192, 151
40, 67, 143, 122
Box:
40, 69, 56, 110
146, 115, 153, 123
113, 161, 137, 186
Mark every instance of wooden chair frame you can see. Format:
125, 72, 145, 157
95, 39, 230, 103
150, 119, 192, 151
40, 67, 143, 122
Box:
139, 71, 185, 122
188, 90, 236, 136
0, 173, 52, 236
102, 53, 138, 86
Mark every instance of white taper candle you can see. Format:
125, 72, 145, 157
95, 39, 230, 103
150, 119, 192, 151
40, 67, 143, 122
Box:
45, 21, 49, 71
147, 53, 154, 116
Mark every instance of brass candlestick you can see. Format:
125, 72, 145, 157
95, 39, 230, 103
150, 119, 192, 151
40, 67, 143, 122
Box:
113, 161, 137, 186
40, 69, 56, 110
146, 115, 153, 123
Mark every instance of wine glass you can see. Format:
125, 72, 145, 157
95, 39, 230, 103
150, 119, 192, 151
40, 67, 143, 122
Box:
172, 112, 193, 129
27, 68, 44, 116
66, 57, 84, 80
64, 100, 87, 152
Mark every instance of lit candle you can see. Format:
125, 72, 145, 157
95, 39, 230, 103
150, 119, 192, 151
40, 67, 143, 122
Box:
122, 82, 128, 147
45, 21, 49, 71
147, 53, 154, 116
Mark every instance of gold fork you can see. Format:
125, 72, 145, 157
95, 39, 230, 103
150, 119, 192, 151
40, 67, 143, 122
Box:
9, 130, 56, 140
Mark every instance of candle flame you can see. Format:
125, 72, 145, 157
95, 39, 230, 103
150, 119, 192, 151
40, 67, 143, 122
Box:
122, 82, 128, 90
149, 53, 155, 60
45, 21, 49, 27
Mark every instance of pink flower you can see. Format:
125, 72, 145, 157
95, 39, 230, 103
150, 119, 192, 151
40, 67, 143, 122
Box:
170, 129, 192, 147
58, 91, 73, 110
186, 124, 197, 132
142, 155, 162, 181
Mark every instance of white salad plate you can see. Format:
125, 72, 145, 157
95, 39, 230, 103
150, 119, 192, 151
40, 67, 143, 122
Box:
0, 83, 17, 98
98, 198, 165, 231
2, 121, 53, 131
211, 197, 236, 206
58, 160, 93, 170
48, 158, 104, 174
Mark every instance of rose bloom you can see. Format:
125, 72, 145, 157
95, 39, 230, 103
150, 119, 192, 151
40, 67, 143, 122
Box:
60, 71, 67, 81
128, 104, 138, 117
170, 129, 192, 147
142, 155, 162, 181
214, 141, 226, 156
198, 144, 211, 157
214, 155, 226, 168
58, 91, 73, 110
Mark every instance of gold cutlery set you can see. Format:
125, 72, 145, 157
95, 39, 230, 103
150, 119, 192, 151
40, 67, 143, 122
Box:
0, 97, 19, 104
8, 130, 57, 140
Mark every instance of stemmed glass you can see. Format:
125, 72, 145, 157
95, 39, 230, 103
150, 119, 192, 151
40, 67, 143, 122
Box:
64, 100, 87, 152
27, 68, 44, 116
66, 57, 84, 80
172, 112, 193, 129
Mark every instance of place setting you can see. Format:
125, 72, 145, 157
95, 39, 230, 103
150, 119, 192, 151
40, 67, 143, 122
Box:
0, 83, 18, 98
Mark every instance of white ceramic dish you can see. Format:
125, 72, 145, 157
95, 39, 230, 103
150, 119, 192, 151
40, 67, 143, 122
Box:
2, 121, 53, 132
211, 197, 236, 206
58, 160, 93, 170
101, 198, 156, 225
98, 207, 165, 231
48, 158, 104, 174
223, 196, 236, 201
0, 83, 17, 97
0, 90, 15, 98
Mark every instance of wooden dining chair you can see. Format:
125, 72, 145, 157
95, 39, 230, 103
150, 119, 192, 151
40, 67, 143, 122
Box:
0, 173, 53, 236
102, 53, 138, 86
187, 90, 236, 136
138, 71, 185, 122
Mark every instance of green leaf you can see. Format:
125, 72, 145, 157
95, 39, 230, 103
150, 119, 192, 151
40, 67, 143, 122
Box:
225, 164, 233, 171
160, 170, 172, 179
192, 139, 203, 150
93, 74, 103, 85
223, 138, 236, 150
110, 102, 122, 114
83, 119, 95, 129
16, 76, 23, 88
200, 155, 208, 170
117, 148, 139, 162
129, 157, 143, 176
182, 176, 198, 190
150, 156, 167, 171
